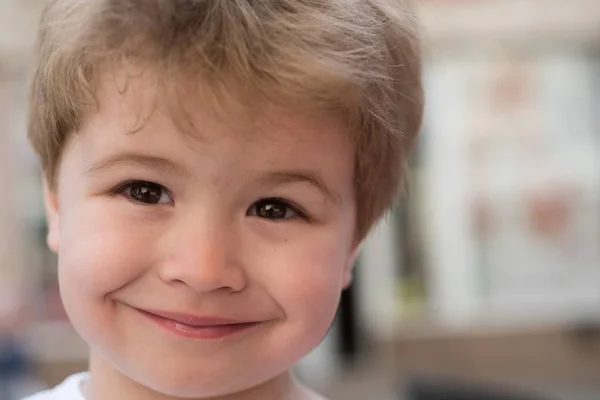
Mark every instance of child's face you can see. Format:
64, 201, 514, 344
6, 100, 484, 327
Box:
45, 73, 358, 398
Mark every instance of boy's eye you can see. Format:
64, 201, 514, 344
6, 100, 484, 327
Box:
248, 198, 301, 221
119, 181, 173, 205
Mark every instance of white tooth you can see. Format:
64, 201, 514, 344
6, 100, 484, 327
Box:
175, 322, 200, 332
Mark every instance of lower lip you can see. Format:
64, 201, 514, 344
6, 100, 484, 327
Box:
135, 309, 264, 340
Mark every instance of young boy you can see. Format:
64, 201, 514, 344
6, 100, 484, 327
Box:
24, 0, 423, 399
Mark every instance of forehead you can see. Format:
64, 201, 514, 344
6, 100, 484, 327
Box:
69, 70, 357, 185
88, 69, 353, 148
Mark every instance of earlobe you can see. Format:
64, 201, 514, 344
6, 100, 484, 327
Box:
43, 180, 60, 253
342, 242, 361, 289
342, 268, 353, 289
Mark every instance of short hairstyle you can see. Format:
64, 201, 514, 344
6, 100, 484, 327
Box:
28, 0, 424, 239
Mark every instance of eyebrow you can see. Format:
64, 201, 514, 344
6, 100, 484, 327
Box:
261, 171, 342, 205
85, 153, 341, 204
84, 153, 188, 177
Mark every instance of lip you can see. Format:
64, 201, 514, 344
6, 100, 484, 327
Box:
134, 308, 267, 340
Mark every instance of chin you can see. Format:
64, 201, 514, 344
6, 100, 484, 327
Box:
132, 364, 267, 399
139, 374, 237, 398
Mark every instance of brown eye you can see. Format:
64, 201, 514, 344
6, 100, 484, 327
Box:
122, 181, 172, 205
248, 198, 298, 220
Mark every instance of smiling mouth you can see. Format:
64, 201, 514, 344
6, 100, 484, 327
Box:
134, 308, 266, 340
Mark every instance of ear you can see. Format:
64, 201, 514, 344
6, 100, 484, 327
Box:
43, 179, 60, 253
342, 241, 361, 289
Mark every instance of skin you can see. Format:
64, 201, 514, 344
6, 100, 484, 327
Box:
44, 72, 359, 400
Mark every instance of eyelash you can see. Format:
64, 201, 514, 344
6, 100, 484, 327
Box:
109, 180, 311, 222
248, 197, 311, 222
110, 180, 174, 206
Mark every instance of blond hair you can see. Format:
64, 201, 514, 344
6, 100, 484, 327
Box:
28, 0, 423, 239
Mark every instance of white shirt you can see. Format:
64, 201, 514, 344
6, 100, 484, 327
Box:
22, 373, 328, 400
22, 373, 86, 400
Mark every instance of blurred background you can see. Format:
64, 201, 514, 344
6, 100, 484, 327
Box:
1, 1, 599, 399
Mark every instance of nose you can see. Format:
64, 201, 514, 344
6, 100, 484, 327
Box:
158, 215, 247, 294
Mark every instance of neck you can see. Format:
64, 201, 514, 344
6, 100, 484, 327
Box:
85, 351, 296, 400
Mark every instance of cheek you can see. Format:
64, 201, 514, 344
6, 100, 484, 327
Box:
58, 201, 156, 299
57, 201, 161, 349
258, 230, 351, 328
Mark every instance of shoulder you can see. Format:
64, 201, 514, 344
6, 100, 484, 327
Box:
298, 390, 329, 400
21, 372, 88, 400
291, 381, 330, 400
303, 391, 329, 400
